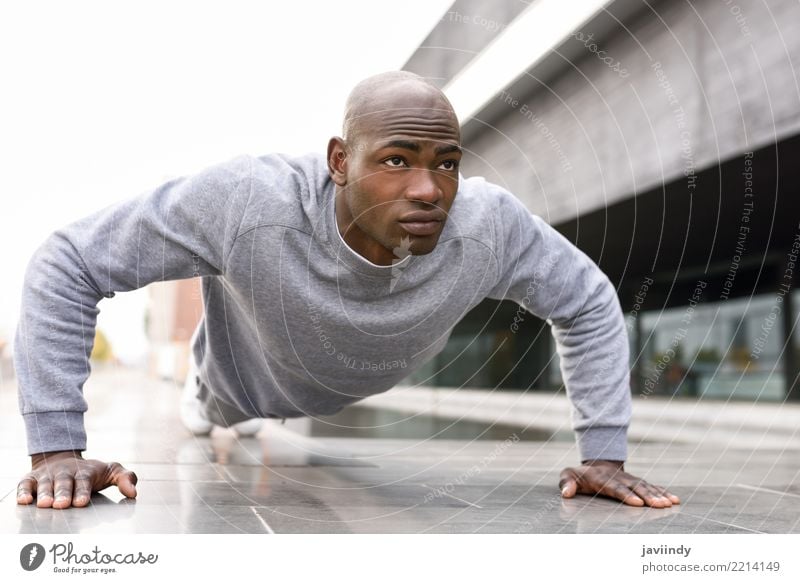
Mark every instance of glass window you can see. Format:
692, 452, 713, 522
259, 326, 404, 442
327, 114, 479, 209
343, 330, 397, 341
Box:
638, 294, 784, 400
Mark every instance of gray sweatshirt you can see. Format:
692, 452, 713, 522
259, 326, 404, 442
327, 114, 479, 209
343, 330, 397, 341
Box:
15, 152, 631, 460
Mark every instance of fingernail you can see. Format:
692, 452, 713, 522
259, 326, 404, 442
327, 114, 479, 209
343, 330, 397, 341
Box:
561, 487, 568, 496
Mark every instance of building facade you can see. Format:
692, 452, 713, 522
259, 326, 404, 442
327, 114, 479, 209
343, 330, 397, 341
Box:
402, 0, 800, 401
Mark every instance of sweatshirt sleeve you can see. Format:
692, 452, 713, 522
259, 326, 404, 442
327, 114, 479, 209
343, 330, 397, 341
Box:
14, 154, 254, 455
486, 184, 631, 462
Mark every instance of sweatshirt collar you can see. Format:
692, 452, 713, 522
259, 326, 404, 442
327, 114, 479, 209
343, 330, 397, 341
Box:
323, 186, 412, 278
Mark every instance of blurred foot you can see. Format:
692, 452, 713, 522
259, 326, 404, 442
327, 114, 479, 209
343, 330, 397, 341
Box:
231, 418, 264, 437
180, 372, 213, 436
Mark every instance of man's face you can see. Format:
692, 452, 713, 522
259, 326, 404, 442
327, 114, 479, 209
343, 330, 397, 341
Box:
332, 100, 462, 262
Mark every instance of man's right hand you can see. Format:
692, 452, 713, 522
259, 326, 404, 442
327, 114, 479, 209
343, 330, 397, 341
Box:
16, 450, 138, 509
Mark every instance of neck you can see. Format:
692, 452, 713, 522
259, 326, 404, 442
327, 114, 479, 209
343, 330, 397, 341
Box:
334, 189, 395, 266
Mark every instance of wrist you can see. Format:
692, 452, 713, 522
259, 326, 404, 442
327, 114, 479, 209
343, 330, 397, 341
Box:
581, 458, 625, 469
31, 449, 83, 467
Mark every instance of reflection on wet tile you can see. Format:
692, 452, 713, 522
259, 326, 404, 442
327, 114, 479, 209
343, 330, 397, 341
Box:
0, 479, 18, 503
124, 463, 228, 482
721, 486, 800, 533
309, 406, 552, 442
1, 369, 799, 533
170, 429, 377, 468
249, 503, 513, 534
8, 496, 270, 534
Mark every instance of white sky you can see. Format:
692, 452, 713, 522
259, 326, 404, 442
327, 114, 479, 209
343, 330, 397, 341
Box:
0, 0, 452, 362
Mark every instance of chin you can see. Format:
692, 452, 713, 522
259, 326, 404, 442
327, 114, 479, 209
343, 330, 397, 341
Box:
408, 238, 439, 256
388, 230, 441, 260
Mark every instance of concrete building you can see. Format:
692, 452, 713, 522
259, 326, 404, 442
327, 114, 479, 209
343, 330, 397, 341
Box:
146, 279, 203, 382
401, 0, 800, 401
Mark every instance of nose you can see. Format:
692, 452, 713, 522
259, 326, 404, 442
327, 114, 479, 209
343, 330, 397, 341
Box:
403, 168, 443, 206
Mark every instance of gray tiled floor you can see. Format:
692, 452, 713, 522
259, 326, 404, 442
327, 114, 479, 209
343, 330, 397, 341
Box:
2, 367, 799, 533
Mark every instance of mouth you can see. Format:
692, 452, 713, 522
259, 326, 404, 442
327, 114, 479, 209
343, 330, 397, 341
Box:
398, 220, 442, 236
398, 210, 446, 236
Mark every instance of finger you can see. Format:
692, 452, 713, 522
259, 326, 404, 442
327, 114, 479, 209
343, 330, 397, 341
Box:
72, 472, 93, 508
630, 482, 671, 508
109, 464, 138, 499
651, 484, 681, 504
52, 472, 75, 509
558, 469, 578, 498
648, 483, 675, 507
16, 476, 36, 505
605, 482, 644, 507
560, 477, 577, 498
36, 477, 54, 508
649, 483, 679, 506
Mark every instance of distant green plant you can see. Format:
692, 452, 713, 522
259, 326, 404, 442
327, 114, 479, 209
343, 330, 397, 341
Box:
650, 344, 685, 365
90, 329, 114, 362
694, 348, 721, 363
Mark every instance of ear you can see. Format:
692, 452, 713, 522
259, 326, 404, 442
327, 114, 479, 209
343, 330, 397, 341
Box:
327, 136, 348, 186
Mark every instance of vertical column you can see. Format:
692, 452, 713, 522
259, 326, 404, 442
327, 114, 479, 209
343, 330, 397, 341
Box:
781, 280, 800, 401
633, 310, 644, 395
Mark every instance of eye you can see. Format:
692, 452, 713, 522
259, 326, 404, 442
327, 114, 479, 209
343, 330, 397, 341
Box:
384, 156, 407, 168
438, 159, 459, 171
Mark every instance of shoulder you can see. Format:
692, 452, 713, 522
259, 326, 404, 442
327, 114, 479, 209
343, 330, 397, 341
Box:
444, 175, 539, 243
240, 151, 330, 231
452, 175, 534, 218
246, 151, 329, 196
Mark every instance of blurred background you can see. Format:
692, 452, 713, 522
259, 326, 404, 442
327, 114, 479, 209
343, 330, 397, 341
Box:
398, 0, 800, 405
1, 0, 798, 424
0, 0, 453, 381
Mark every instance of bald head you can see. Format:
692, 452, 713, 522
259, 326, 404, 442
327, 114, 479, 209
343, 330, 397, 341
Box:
342, 71, 459, 144
327, 71, 463, 266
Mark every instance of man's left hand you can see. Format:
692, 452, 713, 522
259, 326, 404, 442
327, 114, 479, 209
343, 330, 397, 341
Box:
559, 460, 680, 508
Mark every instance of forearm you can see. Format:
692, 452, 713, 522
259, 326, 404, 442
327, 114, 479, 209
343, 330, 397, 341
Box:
484, 186, 632, 461
553, 275, 632, 461
14, 155, 253, 456
15, 231, 105, 455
